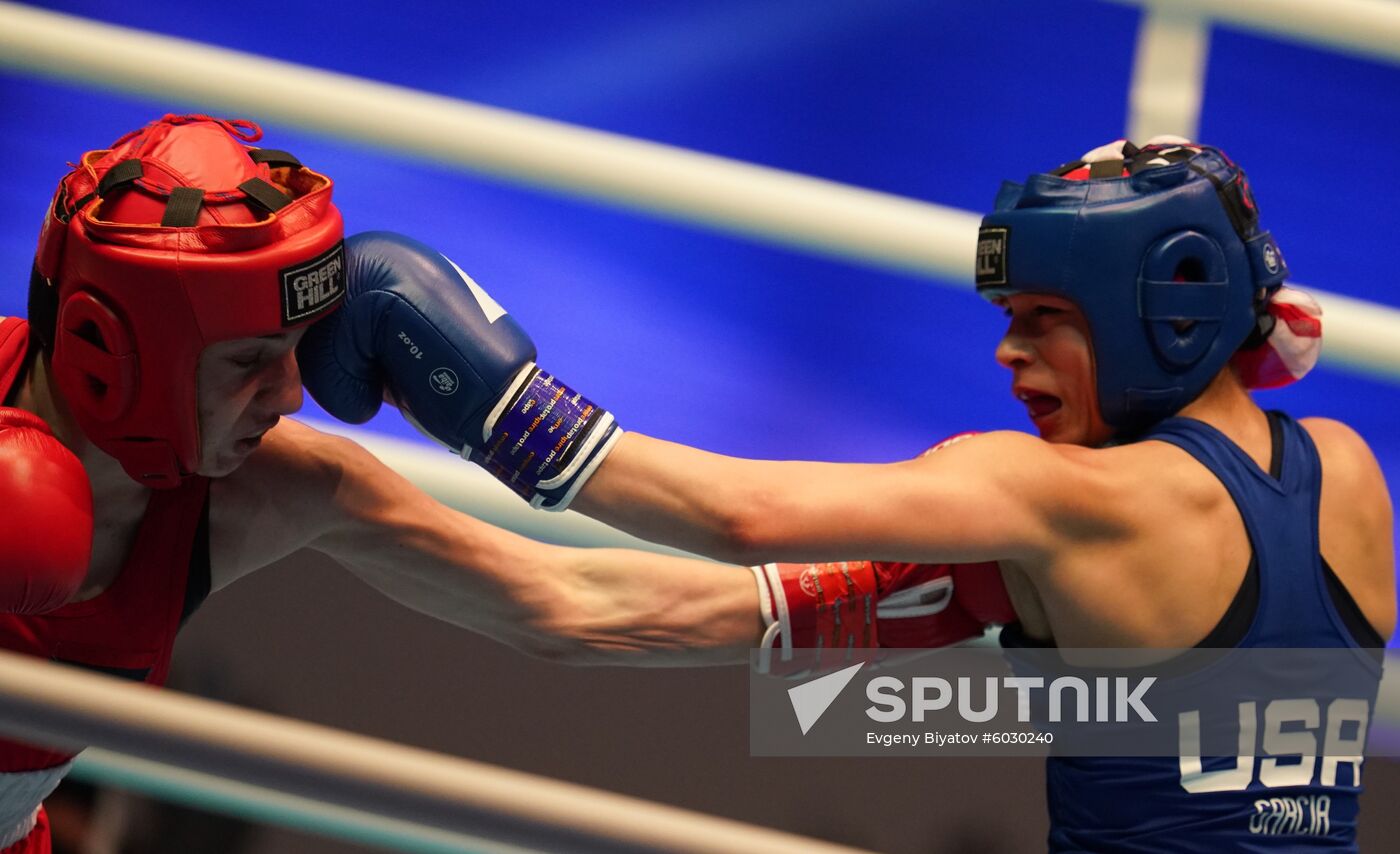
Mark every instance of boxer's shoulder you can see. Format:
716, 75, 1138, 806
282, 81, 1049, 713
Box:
1088, 435, 1243, 506
1299, 417, 1388, 500
1301, 417, 1395, 637
208, 417, 370, 589
924, 431, 1169, 520
1300, 417, 1392, 548
215, 417, 350, 500
906, 431, 1175, 559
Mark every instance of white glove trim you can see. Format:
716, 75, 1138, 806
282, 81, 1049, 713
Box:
534, 410, 618, 492
480, 362, 537, 445
532, 425, 624, 512
875, 576, 954, 620
760, 563, 793, 660
751, 564, 785, 676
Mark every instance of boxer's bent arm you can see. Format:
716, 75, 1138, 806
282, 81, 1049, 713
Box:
573, 430, 1124, 567
305, 433, 762, 665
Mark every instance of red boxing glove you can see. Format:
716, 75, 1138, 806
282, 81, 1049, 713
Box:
751, 559, 1013, 671
0, 409, 92, 613
950, 563, 1016, 626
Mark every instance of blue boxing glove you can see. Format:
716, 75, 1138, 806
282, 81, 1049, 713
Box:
298, 231, 621, 510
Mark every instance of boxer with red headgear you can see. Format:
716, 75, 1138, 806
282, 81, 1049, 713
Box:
0, 113, 348, 851
0, 114, 839, 852
29, 113, 344, 487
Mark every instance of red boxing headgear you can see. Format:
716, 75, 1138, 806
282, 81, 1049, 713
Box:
32, 114, 345, 488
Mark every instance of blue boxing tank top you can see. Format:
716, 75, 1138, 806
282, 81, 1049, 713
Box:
1002, 411, 1383, 853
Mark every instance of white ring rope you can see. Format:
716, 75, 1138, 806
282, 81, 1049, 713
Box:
2, 2, 1399, 380
0, 648, 869, 854
71, 748, 518, 854
0, 1, 979, 282
1126, 6, 1210, 142
1106, 0, 1400, 67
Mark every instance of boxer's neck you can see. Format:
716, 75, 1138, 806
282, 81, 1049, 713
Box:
1174, 367, 1273, 474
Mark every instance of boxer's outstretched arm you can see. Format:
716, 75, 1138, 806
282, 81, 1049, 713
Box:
243, 421, 762, 665
571, 430, 1113, 568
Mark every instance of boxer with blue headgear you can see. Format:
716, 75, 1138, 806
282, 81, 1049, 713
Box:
976, 140, 1294, 436
310, 132, 1388, 850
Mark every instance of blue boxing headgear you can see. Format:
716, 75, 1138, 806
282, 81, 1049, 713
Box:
975, 142, 1290, 434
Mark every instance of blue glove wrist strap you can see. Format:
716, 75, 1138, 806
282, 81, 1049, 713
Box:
468, 365, 619, 510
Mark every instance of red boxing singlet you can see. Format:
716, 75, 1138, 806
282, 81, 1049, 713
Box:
0, 318, 211, 772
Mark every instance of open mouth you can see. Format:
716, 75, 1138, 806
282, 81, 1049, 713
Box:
1018, 392, 1063, 420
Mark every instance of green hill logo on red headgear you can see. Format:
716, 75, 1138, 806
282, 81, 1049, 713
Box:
281, 242, 346, 325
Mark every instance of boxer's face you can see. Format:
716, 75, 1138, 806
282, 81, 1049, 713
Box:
195, 330, 307, 476
994, 294, 1113, 447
